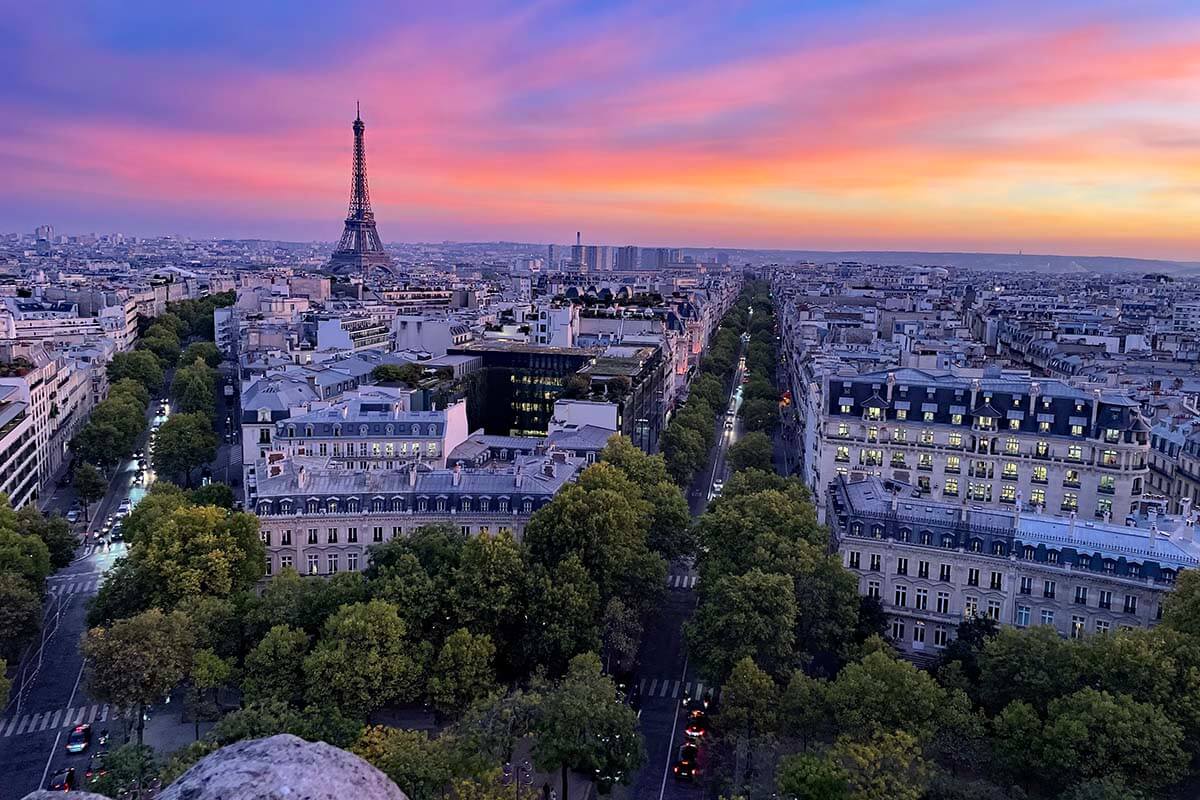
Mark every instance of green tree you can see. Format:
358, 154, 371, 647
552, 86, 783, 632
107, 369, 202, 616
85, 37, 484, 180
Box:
82, 609, 195, 745
16, 505, 76, 570
204, 698, 363, 750
303, 600, 425, 718
976, 626, 1077, 714
829, 730, 928, 800
1039, 688, 1186, 793
0, 529, 51, 589
560, 373, 592, 399
601, 597, 643, 674
687, 569, 796, 682
600, 435, 694, 559
88, 744, 158, 799
181, 341, 222, 368
1163, 568, 1200, 636
152, 412, 218, 485
0, 657, 9, 707
242, 624, 309, 706
86, 557, 157, 626
188, 648, 232, 740
108, 350, 164, 393
521, 556, 602, 674
429, 628, 498, 715
777, 753, 849, 800
728, 431, 774, 473
450, 532, 526, 646
352, 726, 456, 800
742, 397, 778, 433
719, 656, 780, 739
137, 505, 264, 607
109, 377, 151, 410
138, 334, 182, 367
190, 482, 236, 509
0, 573, 41, 659
793, 554, 860, 661
826, 650, 947, 744
72, 462, 107, 523
367, 555, 441, 640
532, 652, 645, 800
119, 481, 189, 546
782, 671, 833, 751
172, 359, 217, 418
661, 421, 706, 485
688, 373, 726, 411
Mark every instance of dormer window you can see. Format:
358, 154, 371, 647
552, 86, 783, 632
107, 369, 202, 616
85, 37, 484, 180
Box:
412, 424, 420, 435
305, 425, 314, 437
386, 424, 394, 435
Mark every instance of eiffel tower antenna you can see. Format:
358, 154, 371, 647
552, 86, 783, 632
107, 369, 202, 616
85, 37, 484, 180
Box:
328, 107, 392, 277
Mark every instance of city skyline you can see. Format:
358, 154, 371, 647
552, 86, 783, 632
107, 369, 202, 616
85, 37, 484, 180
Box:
3, 1, 1200, 259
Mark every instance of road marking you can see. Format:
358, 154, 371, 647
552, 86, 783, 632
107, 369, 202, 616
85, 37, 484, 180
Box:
37, 712, 52, 731
87, 704, 100, 723
639, 679, 647, 695
671, 680, 680, 698
15, 714, 32, 735
41, 658, 86, 792
647, 679, 658, 696
99, 705, 109, 722
683, 682, 691, 697
1, 715, 18, 736
656, 654, 688, 800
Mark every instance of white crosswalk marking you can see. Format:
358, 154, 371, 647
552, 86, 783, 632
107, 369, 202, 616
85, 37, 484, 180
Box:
666, 574, 698, 589
647, 679, 659, 696
0, 703, 124, 738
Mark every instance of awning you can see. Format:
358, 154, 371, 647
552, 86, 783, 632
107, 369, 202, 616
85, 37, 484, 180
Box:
1037, 413, 1055, 422
922, 403, 939, 413
1007, 410, 1025, 420
950, 405, 966, 415
894, 401, 911, 411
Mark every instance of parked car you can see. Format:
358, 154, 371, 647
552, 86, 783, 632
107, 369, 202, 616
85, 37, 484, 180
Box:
66, 723, 91, 753
47, 768, 76, 791
117, 498, 132, 514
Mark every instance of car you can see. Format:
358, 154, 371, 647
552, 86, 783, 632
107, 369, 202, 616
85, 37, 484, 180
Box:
85, 751, 109, 783
110, 525, 123, 542
66, 723, 91, 753
712, 479, 724, 495
117, 499, 132, 514
724, 418, 734, 430
47, 768, 76, 791
685, 707, 710, 739
101, 516, 114, 532
672, 742, 701, 781
65, 510, 79, 524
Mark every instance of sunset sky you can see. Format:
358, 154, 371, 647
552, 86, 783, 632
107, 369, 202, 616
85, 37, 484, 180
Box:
3, 1, 1200, 259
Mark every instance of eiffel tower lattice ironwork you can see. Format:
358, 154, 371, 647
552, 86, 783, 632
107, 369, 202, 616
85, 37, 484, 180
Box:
329, 104, 393, 275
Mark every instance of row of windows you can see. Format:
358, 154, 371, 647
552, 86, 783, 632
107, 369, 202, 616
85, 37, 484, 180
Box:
283, 423, 440, 438
258, 496, 535, 515
293, 441, 440, 458
890, 615, 1136, 647
835, 443, 1130, 476
844, 534, 1169, 580
263, 523, 515, 548
837, 401, 1126, 443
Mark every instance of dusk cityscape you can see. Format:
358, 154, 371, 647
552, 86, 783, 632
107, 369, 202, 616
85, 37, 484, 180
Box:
1, 3, 1200, 800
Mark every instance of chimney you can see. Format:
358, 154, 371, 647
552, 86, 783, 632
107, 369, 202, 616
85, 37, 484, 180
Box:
543, 461, 556, 479
1068, 510, 1076, 540
1150, 523, 1158, 552
409, 463, 417, 487
1091, 388, 1102, 428
1014, 491, 1023, 525
452, 462, 462, 487
515, 467, 523, 489
890, 489, 898, 513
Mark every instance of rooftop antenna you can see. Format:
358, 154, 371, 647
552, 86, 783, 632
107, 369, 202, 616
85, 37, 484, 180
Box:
356, 100, 361, 121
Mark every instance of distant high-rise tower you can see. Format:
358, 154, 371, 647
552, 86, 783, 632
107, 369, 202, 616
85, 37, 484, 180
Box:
329, 106, 392, 276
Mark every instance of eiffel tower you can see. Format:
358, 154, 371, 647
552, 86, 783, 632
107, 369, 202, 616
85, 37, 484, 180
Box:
328, 104, 393, 276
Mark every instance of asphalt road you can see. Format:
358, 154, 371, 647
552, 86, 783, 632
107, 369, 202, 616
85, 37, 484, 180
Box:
628, 341, 747, 800
0, 402, 169, 798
